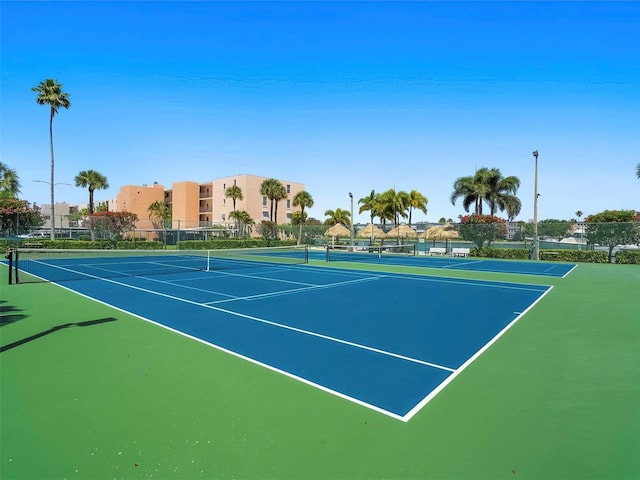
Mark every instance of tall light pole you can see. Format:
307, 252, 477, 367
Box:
34, 180, 71, 240
349, 192, 354, 252
532, 150, 540, 261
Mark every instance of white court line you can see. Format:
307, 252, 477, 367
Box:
441, 260, 486, 269
206, 276, 383, 304
32, 261, 455, 374
402, 285, 553, 422
562, 263, 579, 278
46, 277, 410, 422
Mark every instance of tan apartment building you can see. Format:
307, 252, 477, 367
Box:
115, 174, 305, 230
112, 183, 165, 229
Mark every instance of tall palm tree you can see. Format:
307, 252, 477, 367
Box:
324, 208, 351, 226
272, 182, 288, 225
0, 162, 21, 199
225, 184, 243, 233
74, 170, 109, 214
292, 190, 314, 245
407, 189, 428, 226
450, 171, 489, 215
451, 167, 521, 219
636, 162, 640, 179
225, 185, 243, 211
379, 189, 409, 227
358, 190, 378, 226
260, 178, 285, 223
32, 79, 71, 240
483, 168, 521, 219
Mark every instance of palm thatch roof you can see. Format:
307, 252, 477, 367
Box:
324, 223, 351, 237
356, 223, 385, 239
385, 223, 417, 239
425, 224, 460, 240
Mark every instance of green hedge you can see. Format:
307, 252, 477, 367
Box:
11, 240, 164, 250
177, 239, 298, 250
615, 250, 640, 264
470, 247, 609, 263
539, 249, 608, 263
470, 247, 530, 259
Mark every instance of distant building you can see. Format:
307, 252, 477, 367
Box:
113, 174, 305, 230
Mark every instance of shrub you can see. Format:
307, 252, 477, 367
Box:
616, 250, 640, 264
470, 247, 529, 259
540, 249, 608, 263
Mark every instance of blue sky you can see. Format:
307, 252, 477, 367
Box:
1, 1, 638, 223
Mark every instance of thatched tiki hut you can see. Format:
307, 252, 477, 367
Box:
324, 223, 351, 246
424, 223, 460, 253
356, 223, 385, 244
385, 223, 417, 243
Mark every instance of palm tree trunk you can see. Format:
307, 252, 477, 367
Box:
297, 207, 303, 246
49, 107, 55, 241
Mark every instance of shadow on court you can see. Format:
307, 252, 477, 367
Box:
0, 302, 27, 326
0, 317, 118, 353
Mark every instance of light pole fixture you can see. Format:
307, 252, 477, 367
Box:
532, 150, 539, 261
349, 192, 354, 252
34, 180, 71, 240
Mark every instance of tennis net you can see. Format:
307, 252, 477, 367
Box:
325, 243, 416, 262
9, 245, 308, 284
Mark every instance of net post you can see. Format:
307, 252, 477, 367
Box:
413, 244, 417, 256
6, 249, 13, 285
206, 250, 211, 271
378, 245, 382, 258
14, 249, 19, 284
304, 245, 308, 264
325, 245, 330, 262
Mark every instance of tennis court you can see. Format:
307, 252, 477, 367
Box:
320, 245, 577, 277
2, 248, 638, 479
8, 247, 551, 419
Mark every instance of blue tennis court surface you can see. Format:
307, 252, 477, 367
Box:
17, 252, 554, 421
316, 248, 577, 277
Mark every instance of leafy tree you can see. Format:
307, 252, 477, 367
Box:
637, 163, 640, 179
292, 190, 314, 245
88, 211, 138, 240
148, 201, 171, 229
575, 210, 583, 220
32, 79, 71, 240
407, 189, 428, 226
537, 219, 571, 239
324, 208, 351, 226
74, 170, 109, 214
458, 214, 507, 248
229, 210, 254, 237
257, 220, 278, 242
585, 210, 640, 263
0, 198, 43, 235
0, 162, 21, 199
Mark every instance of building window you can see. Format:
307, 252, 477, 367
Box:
223, 183, 226, 190
262, 196, 267, 206
287, 184, 291, 194
223, 199, 226, 205
287, 199, 291, 209
222, 214, 225, 221
262, 211, 269, 218
287, 213, 292, 220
